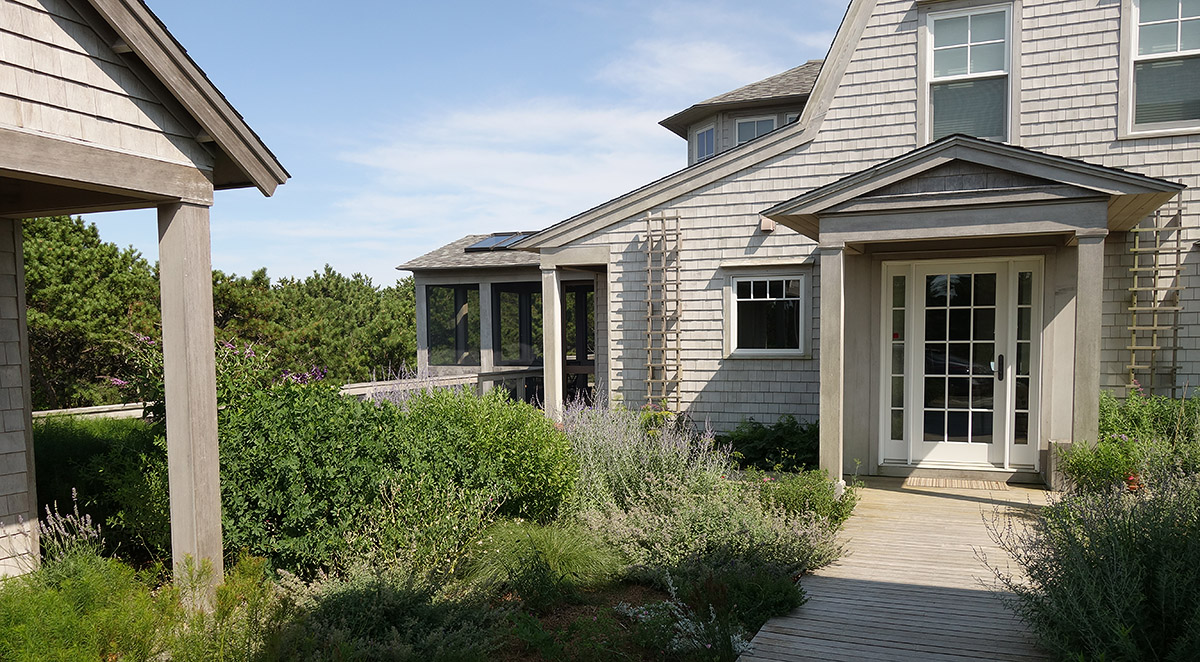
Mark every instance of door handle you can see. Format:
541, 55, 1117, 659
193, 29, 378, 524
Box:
996, 354, 1005, 381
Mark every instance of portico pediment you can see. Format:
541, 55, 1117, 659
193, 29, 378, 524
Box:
762, 135, 1185, 241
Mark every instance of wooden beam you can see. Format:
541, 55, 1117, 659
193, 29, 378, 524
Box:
158, 202, 222, 591
0, 127, 213, 205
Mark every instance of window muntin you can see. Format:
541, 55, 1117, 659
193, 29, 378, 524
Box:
928, 7, 1010, 141
1134, 0, 1200, 126
693, 124, 715, 162
735, 117, 776, 145
733, 276, 804, 352
427, 284, 480, 366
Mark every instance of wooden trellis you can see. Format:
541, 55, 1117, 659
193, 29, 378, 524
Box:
1127, 196, 1184, 397
645, 211, 682, 410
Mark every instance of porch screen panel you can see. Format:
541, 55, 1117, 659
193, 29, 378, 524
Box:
923, 273, 996, 443
427, 285, 481, 366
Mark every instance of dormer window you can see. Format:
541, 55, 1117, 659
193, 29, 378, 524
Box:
1133, 0, 1200, 127
927, 6, 1010, 142
736, 117, 776, 145
693, 124, 715, 162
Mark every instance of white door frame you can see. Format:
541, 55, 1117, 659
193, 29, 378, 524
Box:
879, 256, 1042, 471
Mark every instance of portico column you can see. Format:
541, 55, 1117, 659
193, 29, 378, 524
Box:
542, 268, 564, 420
1072, 231, 1107, 445
818, 243, 845, 481
158, 202, 222, 585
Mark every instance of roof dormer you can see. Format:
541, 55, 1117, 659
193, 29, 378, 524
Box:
660, 60, 823, 165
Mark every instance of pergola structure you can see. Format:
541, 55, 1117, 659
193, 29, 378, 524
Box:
0, 0, 287, 581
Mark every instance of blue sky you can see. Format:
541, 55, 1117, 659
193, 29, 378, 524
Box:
92, 1, 845, 286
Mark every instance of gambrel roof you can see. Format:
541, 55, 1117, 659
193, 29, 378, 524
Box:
84, 0, 289, 195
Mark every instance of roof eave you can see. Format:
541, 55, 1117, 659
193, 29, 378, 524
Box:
88, 0, 289, 197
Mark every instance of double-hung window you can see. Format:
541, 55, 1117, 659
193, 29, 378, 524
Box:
732, 276, 805, 353
928, 6, 1011, 142
735, 117, 776, 145
693, 124, 715, 163
1133, 0, 1200, 127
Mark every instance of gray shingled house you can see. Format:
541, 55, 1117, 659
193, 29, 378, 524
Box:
0, 0, 287, 578
402, 0, 1197, 488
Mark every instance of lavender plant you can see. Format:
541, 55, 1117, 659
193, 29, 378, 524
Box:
561, 395, 733, 513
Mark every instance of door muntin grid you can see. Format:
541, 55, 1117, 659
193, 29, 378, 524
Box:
922, 272, 998, 444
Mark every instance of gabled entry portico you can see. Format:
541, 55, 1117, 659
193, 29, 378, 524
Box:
764, 135, 1184, 484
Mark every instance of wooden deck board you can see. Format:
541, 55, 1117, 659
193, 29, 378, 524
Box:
742, 477, 1051, 661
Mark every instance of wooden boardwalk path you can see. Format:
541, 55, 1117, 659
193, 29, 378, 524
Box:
744, 476, 1051, 662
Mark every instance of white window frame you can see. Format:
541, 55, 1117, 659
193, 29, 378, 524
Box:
919, 2, 1016, 145
724, 269, 811, 358
734, 115, 777, 145
785, 112, 800, 124
1119, 0, 1200, 137
692, 123, 715, 163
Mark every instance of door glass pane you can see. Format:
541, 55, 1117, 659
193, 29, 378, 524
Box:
972, 376, 994, 408
973, 343, 994, 375
925, 377, 946, 407
737, 280, 751, 298
893, 310, 905, 340
1018, 271, 1033, 305
971, 411, 994, 444
1016, 377, 1029, 410
926, 309, 947, 340
949, 309, 971, 340
924, 411, 945, 441
947, 411, 970, 442
974, 273, 996, 306
1014, 412, 1029, 445
1017, 308, 1031, 340
973, 309, 996, 340
926, 275, 948, 306
892, 376, 905, 408
948, 343, 972, 373
891, 410, 905, 441
947, 378, 971, 408
893, 343, 905, 374
1017, 342, 1031, 375
925, 343, 946, 375
893, 275, 906, 308
948, 275, 972, 306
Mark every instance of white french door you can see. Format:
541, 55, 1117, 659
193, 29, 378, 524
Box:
881, 258, 1041, 470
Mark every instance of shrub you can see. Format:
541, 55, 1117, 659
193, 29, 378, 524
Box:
563, 398, 733, 513
388, 387, 576, 521
1098, 387, 1200, 444
346, 473, 500, 582
752, 469, 858, 527
266, 570, 502, 661
464, 520, 622, 613
988, 474, 1200, 660
721, 415, 818, 472
33, 415, 171, 563
0, 553, 173, 661
581, 473, 841, 576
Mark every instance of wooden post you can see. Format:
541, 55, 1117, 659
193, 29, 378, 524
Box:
158, 202, 222, 587
542, 268, 563, 420
1073, 231, 1107, 445
819, 243, 845, 482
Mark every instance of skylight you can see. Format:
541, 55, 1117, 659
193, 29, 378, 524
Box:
465, 232, 535, 252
